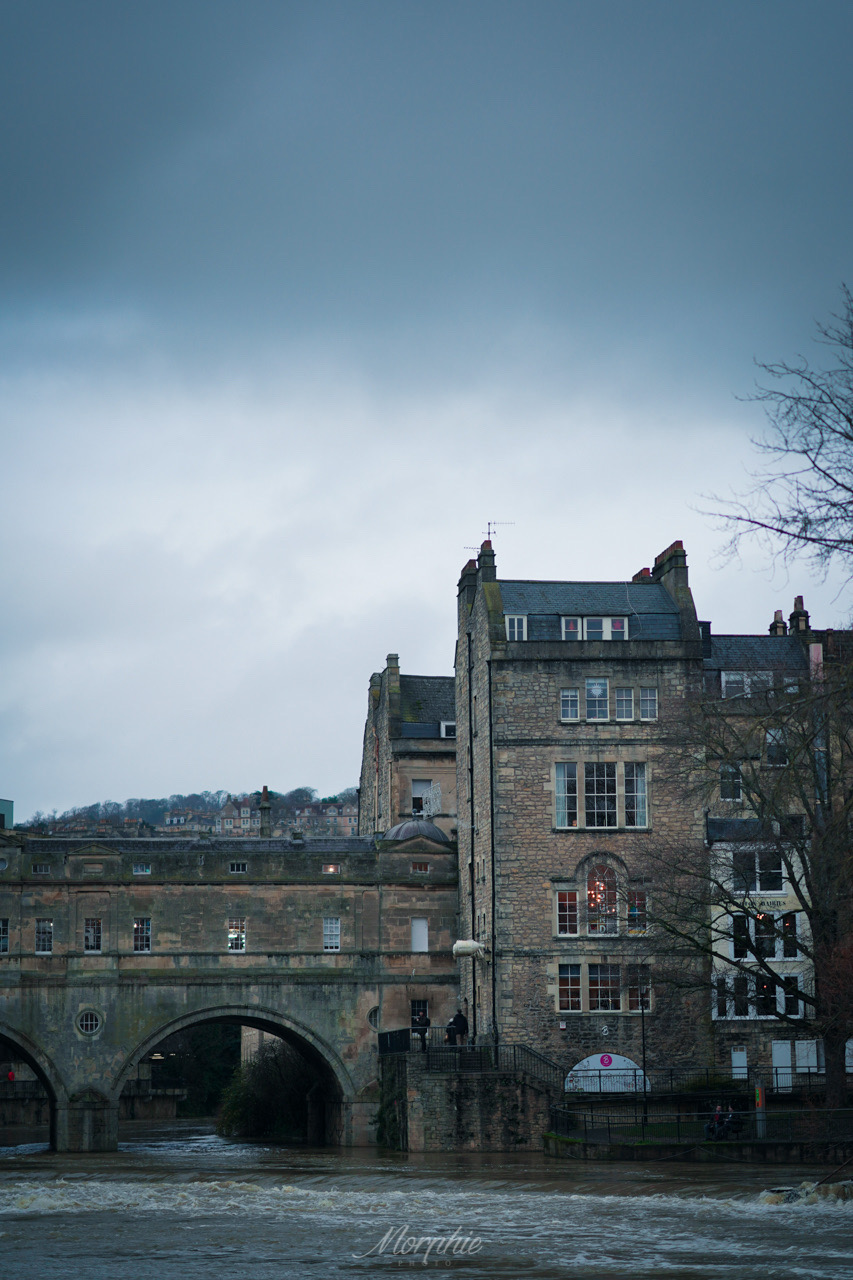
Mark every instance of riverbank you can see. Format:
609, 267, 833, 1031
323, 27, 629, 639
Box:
545, 1130, 853, 1165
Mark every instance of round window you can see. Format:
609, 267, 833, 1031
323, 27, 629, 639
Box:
78, 1011, 101, 1035
367, 1007, 379, 1030
0, 859, 7, 871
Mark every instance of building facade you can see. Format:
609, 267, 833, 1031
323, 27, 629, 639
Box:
359, 654, 457, 838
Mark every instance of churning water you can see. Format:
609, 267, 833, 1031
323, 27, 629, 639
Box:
0, 1122, 850, 1279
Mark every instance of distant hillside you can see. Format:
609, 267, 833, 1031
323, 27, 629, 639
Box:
22, 786, 357, 831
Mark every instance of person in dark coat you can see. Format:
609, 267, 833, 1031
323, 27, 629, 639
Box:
450, 1010, 469, 1046
704, 1104, 725, 1140
412, 1010, 430, 1052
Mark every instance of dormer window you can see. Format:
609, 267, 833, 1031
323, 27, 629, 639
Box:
440, 721, 456, 738
505, 615, 527, 641
562, 617, 628, 640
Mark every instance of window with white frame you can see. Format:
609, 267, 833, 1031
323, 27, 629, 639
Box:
714, 972, 801, 1019
587, 865, 618, 934
555, 762, 648, 830
411, 861, 429, 873
585, 763, 617, 827
766, 728, 788, 767
720, 763, 742, 802
560, 688, 579, 721
585, 678, 609, 720
229, 861, 248, 874
585, 617, 627, 641
721, 670, 772, 699
32, 863, 50, 875
615, 688, 634, 720
561, 617, 580, 641
133, 917, 151, 953
639, 688, 658, 720
411, 779, 432, 814
589, 963, 621, 1010
627, 964, 651, 1011
323, 917, 340, 952
228, 918, 246, 952
411, 918, 429, 952
732, 848, 784, 894
35, 918, 53, 954
624, 763, 647, 827
505, 615, 527, 641
555, 763, 578, 828
0, 918, 8, 953
440, 721, 456, 738
731, 910, 798, 960
556, 890, 578, 935
558, 963, 581, 1010
84, 918, 102, 953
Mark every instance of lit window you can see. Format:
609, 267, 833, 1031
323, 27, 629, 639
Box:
756, 977, 776, 1017
585, 679, 609, 720
624, 763, 647, 828
639, 688, 658, 720
411, 861, 429, 873
133, 863, 151, 875
229, 862, 248, 874
411, 918, 429, 952
627, 890, 647, 934
587, 866, 618, 934
561, 617, 580, 641
555, 763, 578, 828
505, 615, 527, 641
84, 918, 102, 953
35, 919, 53, 954
560, 688, 579, 721
615, 688, 634, 720
133, 918, 151, 953
584, 763, 617, 827
557, 890, 578, 935
558, 963, 581, 1011
323, 917, 340, 952
0, 918, 8, 953
228, 918, 246, 952
720, 764, 742, 802
322, 863, 341, 874
589, 963, 621, 1011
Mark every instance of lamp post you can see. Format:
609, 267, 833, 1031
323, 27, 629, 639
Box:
640, 983, 649, 1126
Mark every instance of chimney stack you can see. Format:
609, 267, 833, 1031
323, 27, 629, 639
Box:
768, 609, 788, 637
789, 596, 810, 633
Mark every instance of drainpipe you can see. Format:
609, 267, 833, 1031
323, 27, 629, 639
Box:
467, 630, 477, 1040
487, 657, 498, 1047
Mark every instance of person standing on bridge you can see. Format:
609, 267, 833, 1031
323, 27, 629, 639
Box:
412, 1010, 430, 1053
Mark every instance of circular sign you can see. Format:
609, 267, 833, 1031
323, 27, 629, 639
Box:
600, 1053, 613, 1066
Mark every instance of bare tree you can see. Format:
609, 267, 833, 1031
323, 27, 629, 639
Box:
708, 285, 853, 581
644, 649, 853, 1106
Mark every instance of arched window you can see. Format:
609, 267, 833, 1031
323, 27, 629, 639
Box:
587, 865, 618, 934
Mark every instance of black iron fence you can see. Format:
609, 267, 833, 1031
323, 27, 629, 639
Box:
550, 1105, 853, 1145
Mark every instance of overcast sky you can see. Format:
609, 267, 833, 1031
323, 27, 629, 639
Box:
2, 1, 852, 821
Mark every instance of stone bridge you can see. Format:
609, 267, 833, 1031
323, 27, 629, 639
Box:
0, 825, 459, 1150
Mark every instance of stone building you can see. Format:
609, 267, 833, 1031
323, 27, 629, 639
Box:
454, 538, 710, 1072
358, 654, 457, 838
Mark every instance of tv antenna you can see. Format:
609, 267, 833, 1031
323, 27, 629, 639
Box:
465, 520, 515, 553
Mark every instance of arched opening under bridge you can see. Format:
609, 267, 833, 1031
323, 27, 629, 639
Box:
117, 1007, 352, 1146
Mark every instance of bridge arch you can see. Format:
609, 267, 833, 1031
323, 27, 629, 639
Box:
116, 1004, 356, 1144
0, 1022, 70, 1149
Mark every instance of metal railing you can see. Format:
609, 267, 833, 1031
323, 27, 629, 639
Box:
550, 1105, 853, 1145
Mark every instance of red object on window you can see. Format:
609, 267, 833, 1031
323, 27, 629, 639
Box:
7, 1070, 14, 1081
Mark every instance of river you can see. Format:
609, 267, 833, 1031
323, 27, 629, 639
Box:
0, 1121, 850, 1279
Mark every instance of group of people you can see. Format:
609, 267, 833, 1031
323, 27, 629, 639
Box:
703, 1103, 743, 1140
411, 1009, 469, 1052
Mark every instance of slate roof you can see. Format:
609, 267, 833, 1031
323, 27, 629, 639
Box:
499, 580, 679, 616
704, 635, 808, 672
498, 580, 682, 641
399, 675, 455, 723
